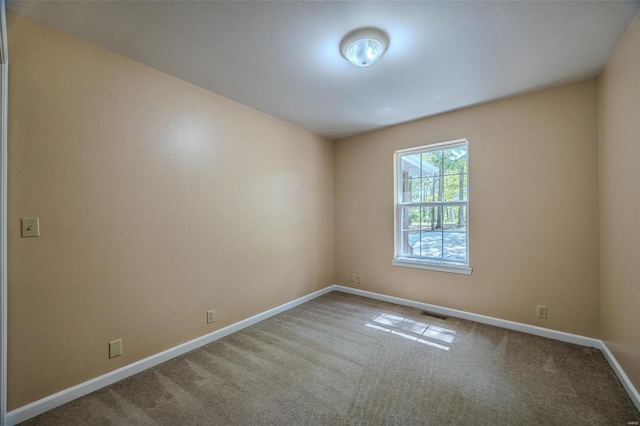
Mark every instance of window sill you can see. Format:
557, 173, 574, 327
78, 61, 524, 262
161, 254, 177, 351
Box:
392, 258, 472, 275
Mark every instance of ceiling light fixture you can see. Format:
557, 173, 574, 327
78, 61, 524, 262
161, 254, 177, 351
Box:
340, 27, 389, 67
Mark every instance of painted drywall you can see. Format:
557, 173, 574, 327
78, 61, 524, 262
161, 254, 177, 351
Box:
335, 80, 600, 338
6, 12, 334, 410
598, 12, 640, 394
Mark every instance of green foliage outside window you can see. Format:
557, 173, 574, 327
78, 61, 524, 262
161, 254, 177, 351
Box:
404, 146, 468, 230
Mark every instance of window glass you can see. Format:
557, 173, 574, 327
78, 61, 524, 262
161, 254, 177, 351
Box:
395, 140, 469, 269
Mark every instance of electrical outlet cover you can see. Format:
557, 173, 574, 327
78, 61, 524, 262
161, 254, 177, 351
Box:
537, 305, 547, 319
109, 339, 122, 358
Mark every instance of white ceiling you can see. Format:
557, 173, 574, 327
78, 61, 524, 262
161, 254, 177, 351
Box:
7, 1, 640, 140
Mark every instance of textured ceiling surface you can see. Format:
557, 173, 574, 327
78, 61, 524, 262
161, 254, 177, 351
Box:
7, 1, 640, 139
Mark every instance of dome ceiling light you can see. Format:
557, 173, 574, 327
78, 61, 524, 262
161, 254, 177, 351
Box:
340, 27, 389, 67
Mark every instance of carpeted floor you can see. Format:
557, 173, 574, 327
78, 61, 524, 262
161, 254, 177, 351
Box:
22, 291, 640, 425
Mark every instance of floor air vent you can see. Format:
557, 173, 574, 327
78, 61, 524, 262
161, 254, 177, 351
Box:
420, 311, 448, 321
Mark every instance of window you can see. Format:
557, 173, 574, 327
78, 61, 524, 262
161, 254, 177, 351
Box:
393, 139, 471, 274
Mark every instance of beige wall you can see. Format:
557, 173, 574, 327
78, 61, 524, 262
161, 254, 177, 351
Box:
335, 80, 601, 338
6, 12, 335, 410
598, 13, 640, 393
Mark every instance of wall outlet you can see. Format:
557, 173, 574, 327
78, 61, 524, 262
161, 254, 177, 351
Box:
109, 339, 122, 359
537, 305, 547, 319
207, 309, 215, 324
350, 273, 356, 282
357, 275, 363, 284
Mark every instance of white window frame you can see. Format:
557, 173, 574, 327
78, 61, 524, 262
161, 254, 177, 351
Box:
392, 138, 472, 275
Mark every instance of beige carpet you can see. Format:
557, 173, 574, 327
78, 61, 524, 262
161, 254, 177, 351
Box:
22, 291, 640, 425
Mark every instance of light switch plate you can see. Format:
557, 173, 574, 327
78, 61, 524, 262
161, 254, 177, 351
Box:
109, 339, 122, 358
21, 218, 40, 237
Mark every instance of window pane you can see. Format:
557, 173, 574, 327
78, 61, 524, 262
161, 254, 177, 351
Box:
443, 145, 468, 175
418, 229, 443, 259
421, 151, 442, 176
443, 174, 468, 201
442, 206, 467, 262
402, 206, 421, 232
400, 154, 422, 178
400, 172, 411, 202
443, 230, 466, 262
401, 207, 421, 256
406, 177, 422, 202
416, 206, 443, 259
418, 207, 430, 257
421, 206, 437, 231
406, 231, 420, 256
421, 177, 442, 202
444, 205, 467, 231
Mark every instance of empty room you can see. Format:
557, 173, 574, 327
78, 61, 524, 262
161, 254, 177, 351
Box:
0, 0, 638, 424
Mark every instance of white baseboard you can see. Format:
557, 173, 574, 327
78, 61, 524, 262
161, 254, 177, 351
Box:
333, 285, 600, 347
5, 286, 335, 426
333, 285, 639, 411
7, 284, 639, 424
599, 341, 640, 412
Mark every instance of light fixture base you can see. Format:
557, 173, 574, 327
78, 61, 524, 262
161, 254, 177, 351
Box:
340, 27, 389, 67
